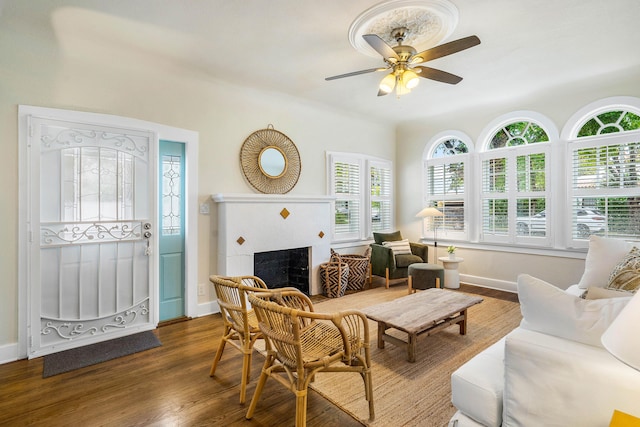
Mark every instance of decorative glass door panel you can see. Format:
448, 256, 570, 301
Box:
29, 117, 155, 357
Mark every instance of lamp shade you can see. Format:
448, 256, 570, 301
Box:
416, 207, 444, 218
601, 291, 640, 371
379, 73, 396, 94
402, 69, 420, 89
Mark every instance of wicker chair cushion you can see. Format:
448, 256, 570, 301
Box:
396, 253, 424, 268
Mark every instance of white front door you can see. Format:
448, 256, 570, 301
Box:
27, 117, 156, 358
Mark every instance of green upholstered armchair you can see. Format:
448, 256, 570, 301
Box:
370, 231, 429, 288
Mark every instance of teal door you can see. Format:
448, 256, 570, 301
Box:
159, 140, 186, 321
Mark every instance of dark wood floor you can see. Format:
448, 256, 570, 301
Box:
0, 279, 516, 427
0, 314, 362, 427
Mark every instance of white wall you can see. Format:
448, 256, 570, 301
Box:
0, 11, 395, 355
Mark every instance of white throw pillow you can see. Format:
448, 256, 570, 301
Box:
577, 235, 633, 289
518, 274, 631, 348
382, 238, 412, 255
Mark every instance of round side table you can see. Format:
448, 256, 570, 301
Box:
438, 256, 464, 289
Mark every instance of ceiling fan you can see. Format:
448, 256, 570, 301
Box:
326, 27, 480, 97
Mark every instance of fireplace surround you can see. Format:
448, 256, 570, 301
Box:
212, 193, 334, 295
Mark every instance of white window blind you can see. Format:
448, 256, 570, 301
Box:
370, 160, 392, 233
480, 119, 550, 245
333, 158, 361, 239
328, 153, 394, 242
570, 134, 640, 241
424, 137, 469, 240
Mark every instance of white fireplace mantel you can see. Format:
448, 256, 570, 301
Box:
211, 193, 335, 295
212, 193, 335, 204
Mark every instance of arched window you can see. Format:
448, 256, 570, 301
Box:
478, 112, 557, 246
564, 98, 640, 245
423, 132, 472, 241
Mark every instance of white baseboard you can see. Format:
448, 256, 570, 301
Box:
0, 342, 19, 365
196, 300, 220, 318
460, 274, 517, 293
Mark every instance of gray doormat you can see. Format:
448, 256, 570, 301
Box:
42, 331, 161, 378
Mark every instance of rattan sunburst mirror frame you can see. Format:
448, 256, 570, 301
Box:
240, 125, 301, 194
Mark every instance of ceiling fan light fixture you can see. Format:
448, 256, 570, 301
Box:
379, 72, 396, 93
396, 80, 411, 96
402, 69, 420, 89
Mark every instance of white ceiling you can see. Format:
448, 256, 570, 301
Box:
5, 0, 640, 125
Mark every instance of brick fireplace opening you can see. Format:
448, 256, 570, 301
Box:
254, 247, 310, 294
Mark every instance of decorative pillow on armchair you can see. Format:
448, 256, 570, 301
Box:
382, 239, 412, 255
518, 274, 632, 348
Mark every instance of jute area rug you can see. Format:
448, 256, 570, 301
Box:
309, 285, 522, 427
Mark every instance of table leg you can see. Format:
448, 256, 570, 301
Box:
377, 322, 386, 349
459, 309, 468, 335
408, 333, 417, 363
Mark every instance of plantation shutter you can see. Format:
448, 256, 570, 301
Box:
332, 156, 361, 240
370, 160, 392, 234
570, 134, 640, 242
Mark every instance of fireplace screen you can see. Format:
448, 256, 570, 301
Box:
254, 247, 309, 294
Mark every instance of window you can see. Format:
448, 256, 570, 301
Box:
328, 153, 393, 242
370, 160, 392, 233
423, 134, 470, 241
479, 117, 552, 245
568, 108, 640, 245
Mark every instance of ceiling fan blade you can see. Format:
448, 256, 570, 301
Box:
377, 89, 390, 97
363, 34, 400, 61
411, 35, 480, 64
414, 66, 463, 84
325, 67, 386, 81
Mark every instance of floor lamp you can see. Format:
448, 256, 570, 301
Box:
416, 207, 444, 264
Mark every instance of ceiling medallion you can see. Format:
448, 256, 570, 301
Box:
349, 0, 459, 58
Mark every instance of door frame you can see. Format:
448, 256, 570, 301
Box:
18, 105, 199, 359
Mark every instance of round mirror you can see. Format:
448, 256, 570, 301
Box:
240, 126, 301, 194
259, 146, 287, 178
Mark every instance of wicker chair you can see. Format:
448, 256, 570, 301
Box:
208, 275, 273, 403
246, 290, 375, 427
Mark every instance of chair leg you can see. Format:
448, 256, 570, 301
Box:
295, 388, 308, 427
246, 355, 273, 420
408, 275, 413, 294
385, 268, 390, 289
239, 350, 252, 404
365, 369, 375, 421
209, 328, 230, 376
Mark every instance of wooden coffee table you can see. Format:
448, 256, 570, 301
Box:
361, 288, 483, 362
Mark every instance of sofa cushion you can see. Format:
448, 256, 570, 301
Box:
448, 410, 487, 427
518, 274, 632, 347
578, 235, 633, 289
382, 238, 412, 255
503, 327, 640, 427
373, 230, 402, 245
451, 338, 505, 427
607, 246, 640, 293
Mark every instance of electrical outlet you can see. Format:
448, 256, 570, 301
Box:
199, 203, 210, 215
198, 283, 205, 296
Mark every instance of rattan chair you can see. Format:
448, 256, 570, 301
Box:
246, 290, 375, 427
208, 275, 273, 403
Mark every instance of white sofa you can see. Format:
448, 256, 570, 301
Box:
449, 236, 640, 426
